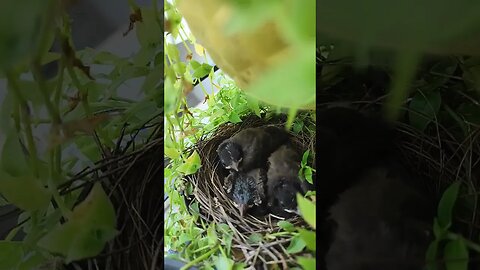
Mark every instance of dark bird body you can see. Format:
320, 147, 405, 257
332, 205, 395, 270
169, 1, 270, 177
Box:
325, 167, 433, 270
266, 144, 313, 217
217, 126, 290, 172
225, 168, 267, 216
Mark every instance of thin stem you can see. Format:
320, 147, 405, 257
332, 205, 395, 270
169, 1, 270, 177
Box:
180, 245, 219, 270
32, 63, 62, 125
6, 73, 40, 176
49, 149, 72, 219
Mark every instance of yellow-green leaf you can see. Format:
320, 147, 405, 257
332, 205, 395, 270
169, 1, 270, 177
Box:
296, 193, 315, 229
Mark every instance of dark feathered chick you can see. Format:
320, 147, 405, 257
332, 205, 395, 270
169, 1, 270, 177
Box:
225, 168, 267, 217
217, 126, 289, 172
266, 144, 313, 217
324, 168, 433, 270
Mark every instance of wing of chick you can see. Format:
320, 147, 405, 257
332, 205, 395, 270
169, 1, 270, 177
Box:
230, 126, 290, 171
246, 168, 267, 205
325, 168, 433, 270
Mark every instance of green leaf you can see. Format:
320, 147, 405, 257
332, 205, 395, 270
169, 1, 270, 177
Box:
301, 150, 310, 166
444, 239, 468, 270
296, 193, 316, 229
207, 223, 218, 247
177, 151, 202, 175
247, 232, 263, 244
228, 111, 242, 123
246, 96, 261, 117
297, 256, 316, 270
0, 171, 50, 211
298, 229, 316, 251
38, 183, 118, 263
304, 167, 313, 184
0, 0, 48, 70
286, 235, 306, 254
214, 255, 234, 270
165, 147, 181, 160
277, 221, 296, 232
247, 44, 315, 109
1, 130, 29, 177
409, 90, 442, 132
0, 241, 23, 269
135, 8, 162, 48
437, 182, 461, 230
192, 63, 213, 79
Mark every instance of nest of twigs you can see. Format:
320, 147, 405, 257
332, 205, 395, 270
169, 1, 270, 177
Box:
61, 116, 163, 270
182, 113, 316, 269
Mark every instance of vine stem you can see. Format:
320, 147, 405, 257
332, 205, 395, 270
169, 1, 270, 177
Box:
6, 73, 40, 176
446, 232, 480, 253
180, 245, 219, 270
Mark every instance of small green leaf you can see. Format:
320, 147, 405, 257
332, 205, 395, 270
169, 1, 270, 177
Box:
177, 150, 202, 175
409, 90, 442, 132
304, 167, 313, 184
247, 232, 263, 244
165, 147, 181, 160
0, 171, 50, 211
296, 194, 316, 229
287, 235, 306, 254
438, 182, 461, 230
277, 221, 295, 232
298, 229, 316, 251
233, 262, 246, 270
1, 130, 29, 177
38, 183, 118, 263
444, 239, 468, 270
192, 63, 213, 79
0, 241, 23, 269
301, 150, 310, 166
207, 223, 218, 247
214, 255, 234, 270
297, 256, 316, 270
228, 111, 242, 123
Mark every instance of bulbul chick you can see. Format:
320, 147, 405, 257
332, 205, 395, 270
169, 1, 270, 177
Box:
217, 126, 289, 172
225, 168, 267, 217
325, 168, 433, 270
267, 144, 312, 217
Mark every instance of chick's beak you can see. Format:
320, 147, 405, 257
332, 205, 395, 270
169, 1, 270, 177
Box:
239, 204, 246, 217
230, 162, 239, 172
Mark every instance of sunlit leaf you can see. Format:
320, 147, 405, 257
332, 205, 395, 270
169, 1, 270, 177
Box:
177, 150, 202, 175
296, 193, 315, 229
277, 221, 295, 232
297, 256, 316, 270
298, 229, 316, 251
207, 222, 218, 247
214, 255, 234, 270
286, 235, 306, 254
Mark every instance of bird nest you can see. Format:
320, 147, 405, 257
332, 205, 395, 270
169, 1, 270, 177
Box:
61, 118, 163, 270
182, 113, 316, 269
